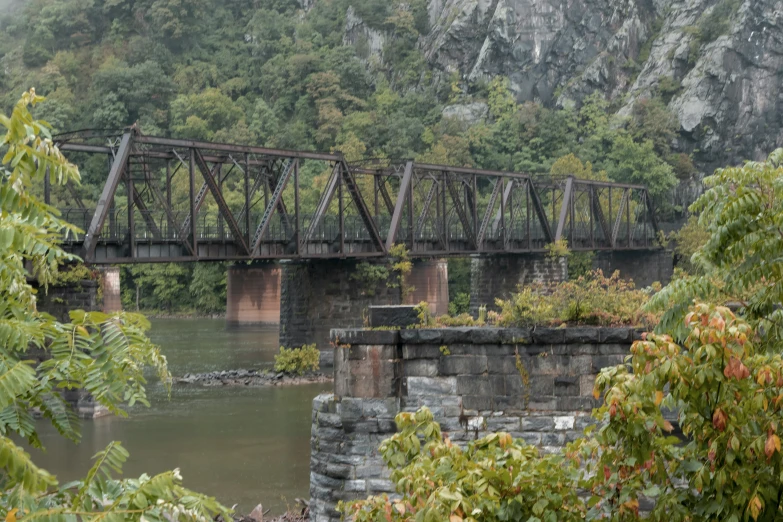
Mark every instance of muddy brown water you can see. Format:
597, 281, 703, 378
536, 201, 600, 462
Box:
27, 318, 330, 515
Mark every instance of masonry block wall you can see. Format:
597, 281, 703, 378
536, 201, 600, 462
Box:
279, 260, 400, 366
35, 280, 100, 322
469, 254, 567, 314
310, 326, 640, 522
592, 250, 674, 287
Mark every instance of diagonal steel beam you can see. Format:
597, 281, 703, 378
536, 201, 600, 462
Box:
82, 132, 132, 260
476, 178, 503, 248
491, 180, 514, 236
591, 186, 611, 245
378, 179, 395, 215
415, 181, 438, 237
385, 161, 413, 250
193, 150, 250, 255
128, 182, 161, 239
340, 160, 385, 253
302, 162, 340, 245
252, 159, 295, 254
554, 177, 574, 242
529, 180, 554, 243
611, 189, 629, 247
445, 175, 475, 248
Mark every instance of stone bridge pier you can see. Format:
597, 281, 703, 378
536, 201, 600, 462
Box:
279, 258, 450, 366
592, 250, 673, 288
226, 263, 281, 326
469, 254, 568, 313
469, 250, 673, 313
404, 259, 449, 316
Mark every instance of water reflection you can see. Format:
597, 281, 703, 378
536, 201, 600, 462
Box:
28, 319, 330, 515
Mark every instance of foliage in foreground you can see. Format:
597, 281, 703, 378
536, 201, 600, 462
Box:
0, 90, 230, 520
648, 148, 783, 342
274, 345, 320, 375
496, 269, 659, 328
340, 407, 585, 522
344, 304, 783, 521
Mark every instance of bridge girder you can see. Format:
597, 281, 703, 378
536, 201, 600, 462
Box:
53, 129, 661, 264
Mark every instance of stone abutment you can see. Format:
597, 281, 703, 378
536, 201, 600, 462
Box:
226, 263, 281, 326
309, 325, 640, 522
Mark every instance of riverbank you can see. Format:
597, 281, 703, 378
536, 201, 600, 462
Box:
139, 310, 226, 319
175, 368, 330, 387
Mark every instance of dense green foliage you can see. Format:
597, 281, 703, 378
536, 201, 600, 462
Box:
341, 407, 585, 522
648, 148, 783, 342
0, 0, 689, 313
273, 344, 320, 375
495, 270, 659, 328
0, 90, 228, 520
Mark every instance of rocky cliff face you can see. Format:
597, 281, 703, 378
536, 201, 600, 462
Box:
344, 0, 783, 172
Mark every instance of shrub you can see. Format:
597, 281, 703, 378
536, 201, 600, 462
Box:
343, 304, 783, 522
273, 344, 320, 375
497, 269, 659, 328
340, 407, 585, 522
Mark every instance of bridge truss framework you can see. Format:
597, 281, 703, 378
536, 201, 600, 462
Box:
52, 129, 660, 264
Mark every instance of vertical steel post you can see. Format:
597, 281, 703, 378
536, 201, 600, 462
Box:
190, 150, 197, 257
373, 175, 379, 218
500, 178, 506, 250
526, 181, 531, 250
472, 174, 478, 235
294, 159, 300, 256
127, 171, 135, 259
244, 153, 251, 247
407, 171, 414, 250
166, 160, 172, 208
441, 174, 448, 251
338, 162, 344, 255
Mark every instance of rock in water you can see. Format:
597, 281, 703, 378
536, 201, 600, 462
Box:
248, 503, 264, 522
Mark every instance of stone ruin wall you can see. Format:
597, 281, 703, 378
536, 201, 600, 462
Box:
309, 325, 641, 522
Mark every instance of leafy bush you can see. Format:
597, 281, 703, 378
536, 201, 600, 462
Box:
497, 269, 658, 328
274, 344, 320, 375
0, 90, 229, 521
340, 407, 585, 522
343, 304, 783, 522
648, 148, 783, 341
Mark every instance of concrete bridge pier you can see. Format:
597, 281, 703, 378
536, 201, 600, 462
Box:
279, 259, 400, 367
404, 259, 449, 316
469, 254, 568, 314
98, 267, 122, 313
226, 263, 281, 326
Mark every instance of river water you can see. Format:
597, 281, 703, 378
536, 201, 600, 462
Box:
27, 319, 330, 515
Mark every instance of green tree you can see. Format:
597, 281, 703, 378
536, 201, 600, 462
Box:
605, 133, 677, 199
648, 148, 783, 342
190, 263, 227, 314
0, 90, 229, 520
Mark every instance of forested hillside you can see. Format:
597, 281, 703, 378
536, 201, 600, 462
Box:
1, 0, 759, 313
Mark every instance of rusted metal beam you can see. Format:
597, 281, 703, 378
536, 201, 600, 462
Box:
81, 132, 132, 260
554, 177, 574, 243
612, 189, 629, 247
193, 150, 249, 255
386, 161, 413, 250
477, 178, 503, 248
591, 186, 611, 246
341, 159, 385, 253
528, 180, 554, 244
136, 135, 341, 162
445, 175, 475, 248
302, 163, 340, 245
252, 159, 295, 254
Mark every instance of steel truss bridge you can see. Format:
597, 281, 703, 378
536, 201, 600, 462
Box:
52, 129, 660, 264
